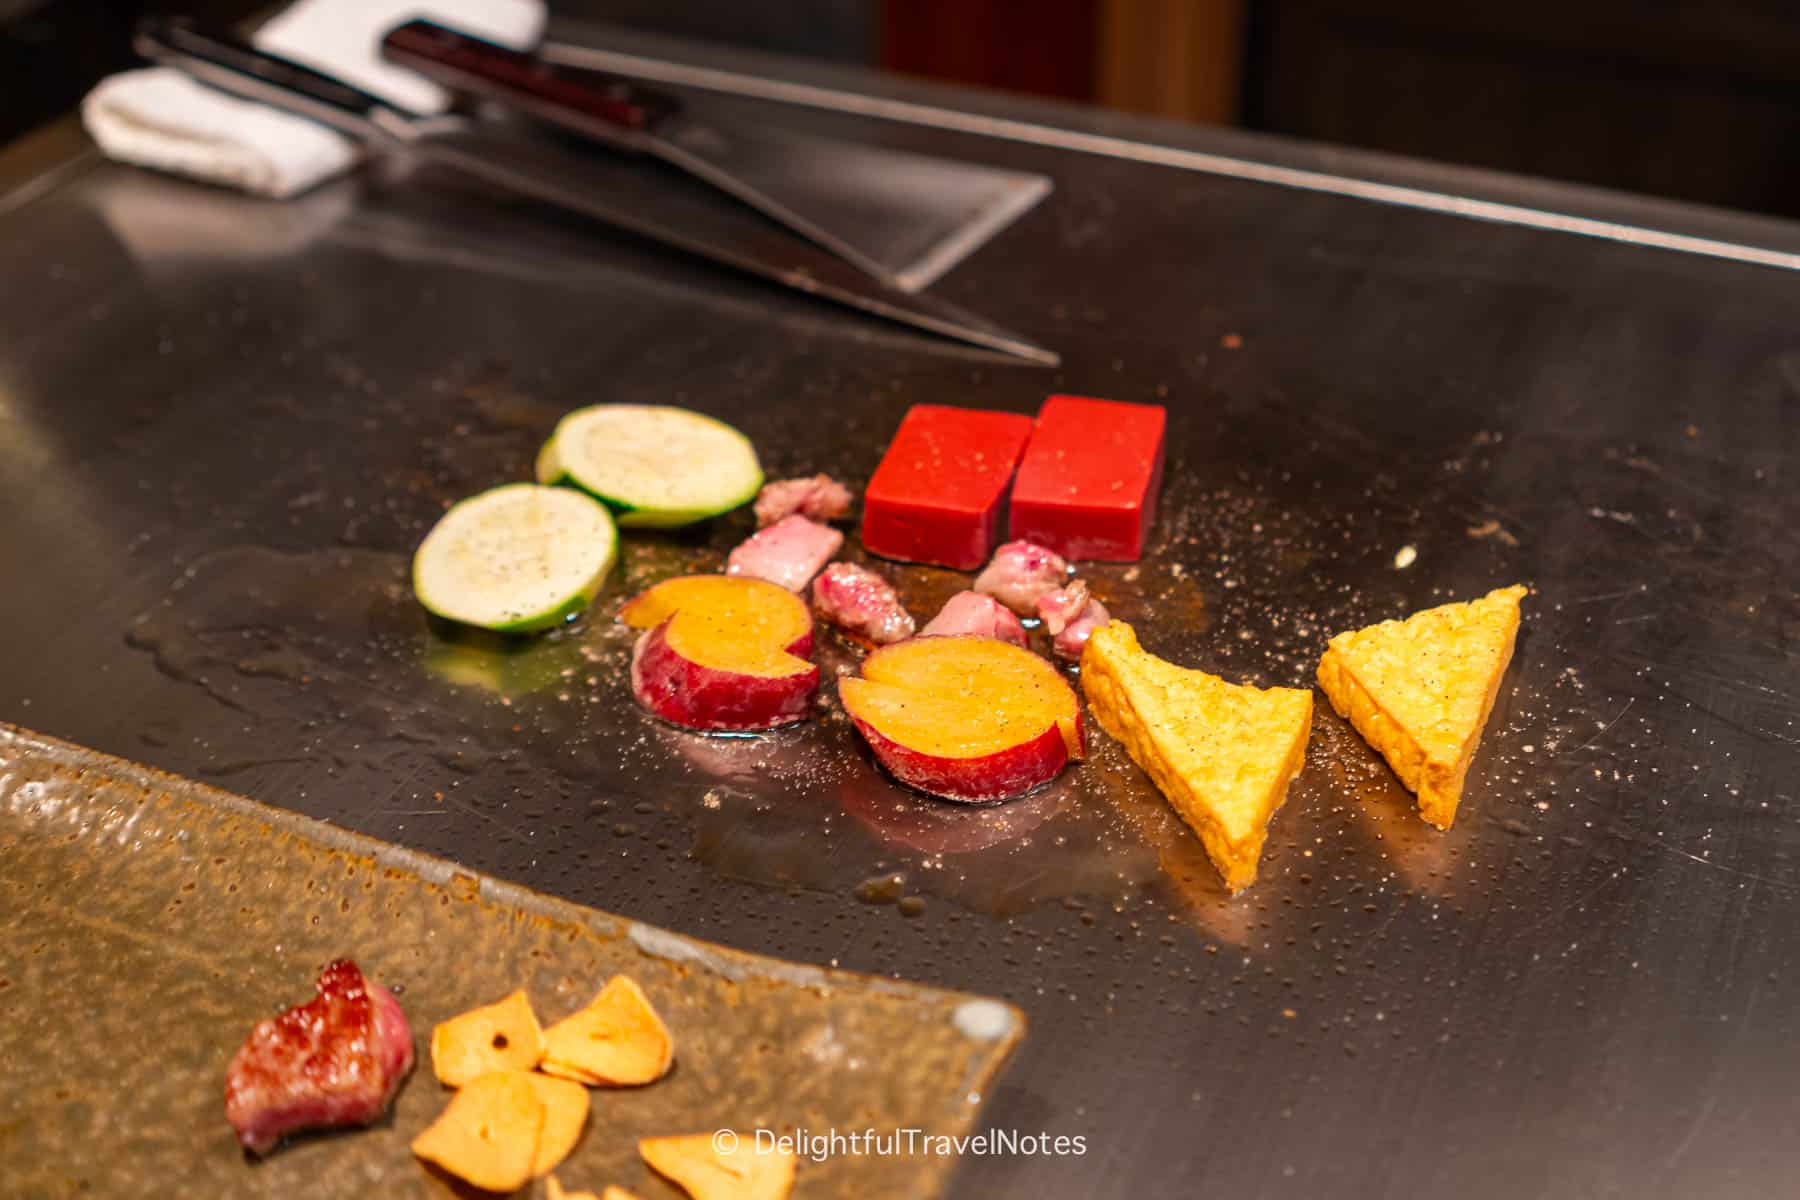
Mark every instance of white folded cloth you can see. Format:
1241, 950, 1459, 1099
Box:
81, 0, 545, 199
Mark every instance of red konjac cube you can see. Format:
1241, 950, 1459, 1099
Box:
1008, 395, 1167, 561
860, 405, 1035, 569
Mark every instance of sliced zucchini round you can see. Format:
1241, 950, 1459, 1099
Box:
412, 483, 618, 633
535, 404, 763, 528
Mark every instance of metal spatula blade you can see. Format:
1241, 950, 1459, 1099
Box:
651, 119, 1053, 292
380, 20, 1053, 293
415, 122, 1062, 364
132, 18, 1059, 366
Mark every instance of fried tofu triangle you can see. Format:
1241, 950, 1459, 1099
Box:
1317, 584, 1527, 829
1081, 622, 1313, 894
640, 1132, 797, 1200
541, 976, 674, 1086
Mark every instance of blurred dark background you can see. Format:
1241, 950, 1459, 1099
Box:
6, 0, 1799, 218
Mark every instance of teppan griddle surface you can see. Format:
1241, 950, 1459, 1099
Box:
1, 32, 1796, 1195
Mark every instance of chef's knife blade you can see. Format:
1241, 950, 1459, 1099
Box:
381, 19, 1053, 294
132, 19, 1059, 366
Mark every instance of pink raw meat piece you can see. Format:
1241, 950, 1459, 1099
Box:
920, 590, 1027, 647
973, 540, 1069, 615
726, 514, 844, 591
812, 562, 915, 645
754, 474, 854, 527
1036, 581, 1110, 661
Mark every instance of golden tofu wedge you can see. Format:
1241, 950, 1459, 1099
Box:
1317, 584, 1527, 829
1081, 622, 1313, 893
640, 1132, 797, 1200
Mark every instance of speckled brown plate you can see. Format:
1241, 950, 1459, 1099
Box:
0, 725, 1024, 1199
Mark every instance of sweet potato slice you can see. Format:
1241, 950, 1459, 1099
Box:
541, 976, 674, 1087
410, 1071, 543, 1193
619, 576, 813, 674
859, 635, 1083, 757
640, 1132, 797, 1200
840, 635, 1084, 802
621, 575, 819, 731
430, 988, 545, 1087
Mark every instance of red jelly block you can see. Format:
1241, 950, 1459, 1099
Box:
1009, 395, 1167, 561
861, 405, 1035, 570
